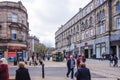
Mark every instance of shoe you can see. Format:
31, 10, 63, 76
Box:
66, 75, 69, 78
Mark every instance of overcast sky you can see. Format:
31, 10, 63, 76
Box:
0, 0, 91, 47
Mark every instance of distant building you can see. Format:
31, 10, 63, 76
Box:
27, 36, 40, 57
0, 1, 29, 61
55, 0, 120, 59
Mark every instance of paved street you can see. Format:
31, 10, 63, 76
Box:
9, 59, 120, 80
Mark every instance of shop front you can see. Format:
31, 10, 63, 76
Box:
81, 45, 93, 58
7, 46, 26, 62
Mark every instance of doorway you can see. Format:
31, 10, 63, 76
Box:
85, 49, 88, 58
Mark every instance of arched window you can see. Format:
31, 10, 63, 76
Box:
116, 1, 120, 12
89, 17, 93, 26
81, 22, 85, 30
85, 19, 88, 28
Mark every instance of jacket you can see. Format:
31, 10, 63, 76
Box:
75, 67, 91, 80
0, 64, 9, 80
16, 67, 31, 80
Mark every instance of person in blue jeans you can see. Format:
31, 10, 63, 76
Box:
66, 55, 75, 79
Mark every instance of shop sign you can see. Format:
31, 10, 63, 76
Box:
9, 46, 23, 50
8, 52, 17, 57
85, 46, 88, 49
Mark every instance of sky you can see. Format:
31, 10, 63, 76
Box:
0, 0, 91, 47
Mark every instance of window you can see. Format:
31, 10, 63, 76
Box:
97, 10, 105, 21
85, 31, 89, 38
117, 18, 120, 29
116, 2, 120, 12
12, 13, 18, 22
98, 23, 105, 34
90, 29, 93, 36
21, 32, 25, 40
82, 32, 84, 40
81, 22, 85, 30
11, 29, 17, 40
89, 17, 93, 26
85, 19, 88, 28
96, 43, 106, 58
77, 25, 79, 33
96, 0, 100, 7
22, 17, 25, 24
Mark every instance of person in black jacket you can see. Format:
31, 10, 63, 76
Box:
15, 61, 31, 80
75, 62, 91, 80
66, 54, 75, 79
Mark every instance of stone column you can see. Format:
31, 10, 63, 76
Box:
88, 49, 91, 58
116, 45, 119, 59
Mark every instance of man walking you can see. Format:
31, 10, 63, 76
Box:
66, 54, 75, 79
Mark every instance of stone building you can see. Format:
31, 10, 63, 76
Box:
27, 36, 40, 57
0, 1, 29, 61
55, 0, 120, 59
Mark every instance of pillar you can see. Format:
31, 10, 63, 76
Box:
116, 45, 119, 59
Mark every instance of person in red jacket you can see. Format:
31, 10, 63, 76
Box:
0, 58, 9, 80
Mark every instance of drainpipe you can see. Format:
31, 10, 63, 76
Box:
108, 0, 112, 56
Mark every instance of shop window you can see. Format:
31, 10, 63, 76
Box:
96, 43, 106, 58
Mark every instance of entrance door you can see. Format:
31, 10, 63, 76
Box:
85, 49, 88, 58
111, 46, 116, 56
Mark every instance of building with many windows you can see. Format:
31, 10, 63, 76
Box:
55, 0, 120, 59
0, 1, 29, 61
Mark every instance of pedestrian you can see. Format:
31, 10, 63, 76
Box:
0, 58, 9, 80
76, 55, 82, 68
29, 57, 32, 66
113, 55, 118, 67
109, 55, 113, 67
75, 62, 91, 80
66, 54, 75, 79
15, 61, 31, 80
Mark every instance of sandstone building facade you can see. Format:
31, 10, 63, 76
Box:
0, 1, 29, 61
55, 0, 120, 59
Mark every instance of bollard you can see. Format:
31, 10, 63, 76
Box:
42, 64, 45, 78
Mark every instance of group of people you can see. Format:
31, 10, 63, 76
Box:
66, 54, 91, 80
0, 58, 31, 80
109, 55, 118, 67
